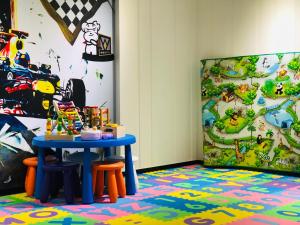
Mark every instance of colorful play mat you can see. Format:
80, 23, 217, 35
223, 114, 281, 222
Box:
202, 52, 300, 174
0, 164, 299, 224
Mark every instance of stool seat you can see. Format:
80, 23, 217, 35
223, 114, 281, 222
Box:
93, 161, 124, 170
23, 157, 38, 167
92, 161, 126, 203
105, 155, 139, 192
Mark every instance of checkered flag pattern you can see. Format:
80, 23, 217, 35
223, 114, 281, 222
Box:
40, 0, 107, 45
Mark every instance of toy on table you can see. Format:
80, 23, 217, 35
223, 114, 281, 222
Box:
82, 106, 110, 128
101, 123, 125, 138
82, 106, 113, 140
102, 132, 114, 139
82, 105, 125, 139
81, 126, 102, 140
56, 115, 63, 135
44, 101, 82, 140
46, 118, 52, 135
54, 101, 83, 130
83, 106, 100, 128
99, 108, 110, 127
45, 113, 79, 140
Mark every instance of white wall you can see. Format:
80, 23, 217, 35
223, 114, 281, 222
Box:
198, 0, 300, 159
198, 0, 300, 58
116, 0, 300, 169
116, 0, 200, 169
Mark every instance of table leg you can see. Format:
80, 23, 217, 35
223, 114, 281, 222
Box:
82, 148, 94, 204
125, 145, 136, 195
34, 147, 45, 199
56, 148, 62, 162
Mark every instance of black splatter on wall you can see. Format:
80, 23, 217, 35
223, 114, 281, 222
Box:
0, 0, 11, 32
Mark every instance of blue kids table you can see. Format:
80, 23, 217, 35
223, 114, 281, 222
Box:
32, 134, 137, 204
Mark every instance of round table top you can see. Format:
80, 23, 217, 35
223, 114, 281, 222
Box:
32, 134, 136, 148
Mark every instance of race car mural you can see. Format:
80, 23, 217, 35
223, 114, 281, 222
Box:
0, 0, 114, 194
0, 29, 86, 118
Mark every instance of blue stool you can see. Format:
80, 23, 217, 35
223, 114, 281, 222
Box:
40, 162, 80, 204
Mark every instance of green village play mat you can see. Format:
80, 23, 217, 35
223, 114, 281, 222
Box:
201, 52, 300, 173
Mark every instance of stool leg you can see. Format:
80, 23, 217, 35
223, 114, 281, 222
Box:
107, 170, 118, 203
63, 169, 74, 204
133, 165, 139, 192
116, 169, 126, 198
40, 172, 51, 203
95, 170, 104, 197
50, 171, 59, 198
92, 167, 97, 194
25, 168, 29, 195
125, 145, 136, 195
57, 171, 64, 190
26, 166, 36, 197
80, 165, 83, 182
72, 169, 81, 197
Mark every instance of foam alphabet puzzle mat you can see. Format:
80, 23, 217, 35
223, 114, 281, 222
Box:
0, 165, 300, 224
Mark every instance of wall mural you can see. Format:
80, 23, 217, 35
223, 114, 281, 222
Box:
0, 0, 114, 192
201, 52, 300, 173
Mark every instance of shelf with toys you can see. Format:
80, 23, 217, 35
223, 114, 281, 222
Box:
45, 101, 125, 141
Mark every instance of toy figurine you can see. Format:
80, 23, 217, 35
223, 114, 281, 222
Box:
67, 115, 74, 135
83, 106, 99, 128
46, 118, 52, 135
57, 115, 63, 135
100, 108, 110, 126
92, 112, 100, 128
46, 118, 52, 134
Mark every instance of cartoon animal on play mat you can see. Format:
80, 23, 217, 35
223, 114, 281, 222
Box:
202, 87, 207, 96
278, 65, 287, 77
275, 82, 283, 95
82, 21, 101, 55
294, 73, 300, 80
257, 134, 263, 144
262, 57, 270, 68
259, 120, 266, 131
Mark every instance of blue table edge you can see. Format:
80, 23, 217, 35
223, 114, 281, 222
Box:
32, 134, 136, 148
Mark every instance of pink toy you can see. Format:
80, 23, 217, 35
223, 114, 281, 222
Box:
102, 132, 114, 139
81, 128, 102, 140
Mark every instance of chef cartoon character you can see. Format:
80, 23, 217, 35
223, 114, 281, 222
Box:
82, 21, 100, 55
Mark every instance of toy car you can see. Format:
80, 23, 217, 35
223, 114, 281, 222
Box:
0, 29, 86, 118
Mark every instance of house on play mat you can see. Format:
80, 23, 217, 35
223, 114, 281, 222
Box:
221, 89, 234, 102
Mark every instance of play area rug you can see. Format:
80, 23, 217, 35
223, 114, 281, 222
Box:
0, 164, 300, 224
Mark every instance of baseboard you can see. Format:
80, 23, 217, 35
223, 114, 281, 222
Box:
135, 160, 299, 178
136, 160, 202, 174
0, 187, 25, 197
203, 164, 300, 177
